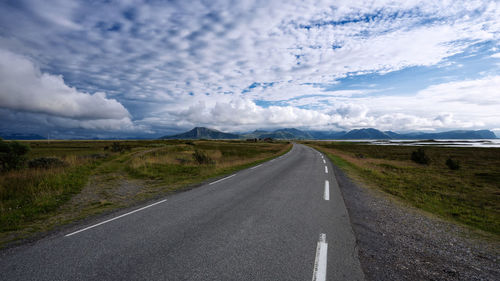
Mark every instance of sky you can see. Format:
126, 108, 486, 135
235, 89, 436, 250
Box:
0, 0, 499, 138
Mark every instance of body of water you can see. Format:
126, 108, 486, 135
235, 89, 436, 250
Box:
321, 139, 500, 148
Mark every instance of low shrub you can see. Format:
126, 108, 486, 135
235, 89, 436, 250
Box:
0, 139, 30, 172
176, 158, 190, 165
110, 142, 131, 153
411, 148, 430, 165
80, 153, 108, 160
445, 157, 460, 170
192, 150, 214, 165
28, 157, 66, 169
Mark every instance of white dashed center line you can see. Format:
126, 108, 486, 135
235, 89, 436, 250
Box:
324, 180, 330, 201
250, 164, 263, 170
209, 174, 236, 185
312, 233, 328, 281
325, 166, 328, 173
66, 199, 167, 237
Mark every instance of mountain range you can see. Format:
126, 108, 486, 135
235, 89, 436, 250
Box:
0, 133, 46, 140
161, 127, 497, 140
2, 127, 496, 140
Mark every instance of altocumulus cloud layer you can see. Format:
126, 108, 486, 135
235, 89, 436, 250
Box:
0, 0, 499, 137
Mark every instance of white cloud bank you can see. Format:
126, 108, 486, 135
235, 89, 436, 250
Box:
148, 73, 500, 132
0, 49, 134, 130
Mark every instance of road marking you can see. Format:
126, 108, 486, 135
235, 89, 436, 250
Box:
324, 180, 330, 200
65, 199, 167, 237
312, 233, 328, 281
250, 164, 263, 170
209, 174, 236, 185
325, 166, 328, 173
322, 159, 326, 164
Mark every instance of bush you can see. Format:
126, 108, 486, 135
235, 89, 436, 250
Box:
192, 150, 214, 165
411, 148, 430, 165
80, 153, 108, 160
446, 157, 460, 170
0, 139, 30, 172
110, 142, 131, 153
28, 157, 66, 169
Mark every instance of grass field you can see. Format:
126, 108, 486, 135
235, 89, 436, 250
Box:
304, 141, 500, 236
0, 139, 291, 246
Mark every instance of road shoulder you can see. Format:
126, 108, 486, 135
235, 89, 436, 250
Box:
332, 164, 500, 280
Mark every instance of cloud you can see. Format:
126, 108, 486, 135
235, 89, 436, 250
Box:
160, 95, 336, 131
416, 76, 500, 106
0, 49, 133, 130
2, 1, 497, 98
328, 76, 500, 130
0, 0, 499, 135
145, 79, 495, 132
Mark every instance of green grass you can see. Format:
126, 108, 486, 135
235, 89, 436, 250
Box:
304, 141, 500, 236
0, 140, 291, 246
0, 163, 97, 232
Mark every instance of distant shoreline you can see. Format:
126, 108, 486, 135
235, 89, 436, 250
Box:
316, 139, 500, 148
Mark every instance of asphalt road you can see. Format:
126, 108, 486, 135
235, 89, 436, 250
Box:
0, 143, 364, 281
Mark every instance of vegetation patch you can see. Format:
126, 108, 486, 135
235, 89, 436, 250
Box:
0, 139, 30, 172
411, 148, 430, 165
304, 141, 500, 236
445, 157, 460, 170
192, 150, 215, 165
28, 157, 66, 169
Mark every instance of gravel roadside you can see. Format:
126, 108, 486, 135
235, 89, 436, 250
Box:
333, 164, 500, 281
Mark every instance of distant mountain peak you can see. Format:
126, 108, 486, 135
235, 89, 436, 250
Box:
342, 128, 391, 139
160, 127, 239, 139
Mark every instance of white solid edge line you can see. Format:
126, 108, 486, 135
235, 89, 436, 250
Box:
324, 180, 330, 201
312, 233, 328, 281
325, 166, 328, 173
65, 199, 167, 237
209, 174, 236, 185
250, 164, 263, 170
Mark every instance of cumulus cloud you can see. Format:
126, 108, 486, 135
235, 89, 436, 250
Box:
0, 49, 133, 130
160, 95, 336, 131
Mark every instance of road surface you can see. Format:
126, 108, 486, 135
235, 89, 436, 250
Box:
0, 143, 364, 280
